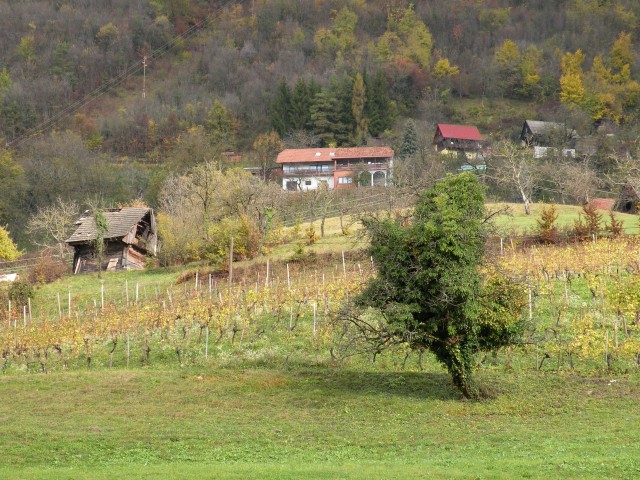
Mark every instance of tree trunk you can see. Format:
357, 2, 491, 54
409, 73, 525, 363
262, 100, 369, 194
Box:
445, 346, 481, 400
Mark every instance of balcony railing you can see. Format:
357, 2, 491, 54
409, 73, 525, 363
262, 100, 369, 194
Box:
283, 167, 334, 175
335, 162, 389, 171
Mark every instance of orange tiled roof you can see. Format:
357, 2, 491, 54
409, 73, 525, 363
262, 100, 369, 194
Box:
276, 147, 394, 164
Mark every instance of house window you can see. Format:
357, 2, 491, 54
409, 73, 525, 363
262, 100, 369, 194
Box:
338, 177, 353, 184
305, 180, 312, 186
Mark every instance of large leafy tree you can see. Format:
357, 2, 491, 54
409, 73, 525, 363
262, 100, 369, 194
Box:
354, 174, 525, 399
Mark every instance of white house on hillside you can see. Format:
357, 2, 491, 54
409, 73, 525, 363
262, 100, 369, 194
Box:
276, 146, 394, 191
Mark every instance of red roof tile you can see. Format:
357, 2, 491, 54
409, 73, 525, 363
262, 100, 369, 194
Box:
277, 147, 394, 164
436, 124, 483, 141
589, 198, 615, 211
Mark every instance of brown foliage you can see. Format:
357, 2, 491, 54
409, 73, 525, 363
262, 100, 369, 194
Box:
26, 256, 68, 285
536, 203, 559, 244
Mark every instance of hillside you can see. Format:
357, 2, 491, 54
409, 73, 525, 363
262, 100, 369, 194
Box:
1, 0, 640, 249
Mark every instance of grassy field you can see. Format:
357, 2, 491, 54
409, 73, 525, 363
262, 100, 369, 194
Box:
0, 364, 639, 479
3, 201, 640, 479
490, 202, 639, 235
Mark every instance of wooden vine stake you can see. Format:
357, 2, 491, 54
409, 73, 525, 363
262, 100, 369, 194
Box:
205, 325, 209, 359
313, 301, 317, 337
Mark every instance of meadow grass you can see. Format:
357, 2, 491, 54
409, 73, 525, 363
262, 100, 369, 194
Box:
0, 363, 639, 479
490, 202, 639, 235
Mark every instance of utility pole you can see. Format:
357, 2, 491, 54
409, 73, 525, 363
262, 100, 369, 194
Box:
142, 56, 147, 99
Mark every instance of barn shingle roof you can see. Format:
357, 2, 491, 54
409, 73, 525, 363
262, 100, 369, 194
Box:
66, 208, 151, 243
524, 120, 577, 138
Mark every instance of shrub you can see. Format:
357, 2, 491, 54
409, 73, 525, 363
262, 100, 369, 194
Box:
206, 215, 261, 266
26, 256, 68, 284
606, 211, 624, 237
572, 202, 602, 240
305, 224, 318, 245
8, 280, 34, 307
536, 203, 559, 244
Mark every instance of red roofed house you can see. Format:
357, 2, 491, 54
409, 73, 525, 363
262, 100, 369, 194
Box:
276, 147, 394, 191
433, 124, 484, 161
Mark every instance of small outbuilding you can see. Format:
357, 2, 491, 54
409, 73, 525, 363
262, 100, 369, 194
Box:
65, 207, 157, 274
616, 183, 640, 214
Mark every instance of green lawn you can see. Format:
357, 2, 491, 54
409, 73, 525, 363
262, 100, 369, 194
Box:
0, 365, 639, 479
490, 202, 639, 235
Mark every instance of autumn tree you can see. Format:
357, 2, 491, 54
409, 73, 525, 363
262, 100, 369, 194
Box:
490, 140, 538, 215
253, 131, 285, 180
536, 203, 559, 244
0, 148, 26, 230
313, 7, 358, 65
560, 50, 587, 109
26, 198, 79, 257
204, 100, 238, 152
376, 4, 433, 69
0, 226, 21, 261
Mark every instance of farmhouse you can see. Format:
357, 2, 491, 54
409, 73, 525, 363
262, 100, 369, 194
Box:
65, 207, 157, 274
519, 120, 578, 158
433, 123, 484, 158
276, 146, 394, 191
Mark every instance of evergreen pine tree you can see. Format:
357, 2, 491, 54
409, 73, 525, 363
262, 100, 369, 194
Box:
366, 71, 394, 137
269, 79, 292, 136
351, 72, 368, 146
399, 119, 419, 158
290, 78, 312, 131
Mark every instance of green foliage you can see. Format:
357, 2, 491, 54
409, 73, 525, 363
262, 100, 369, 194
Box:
0, 149, 25, 229
311, 87, 348, 147
290, 78, 318, 131
94, 209, 108, 275
0, 68, 12, 97
398, 119, 419, 159
204, 100, 237, 151
351, 73, 368, 146
18, 35, 36, 63
356, 174, 525, 399
384, 4, 433, 68
8, 279, 34, 306
95, 23, 120, 52
365, 71, 395, 137
269, 80, 292, 136
313, 7, 358, 63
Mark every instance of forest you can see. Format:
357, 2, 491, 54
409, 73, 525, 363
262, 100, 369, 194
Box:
1, 0, 640, 252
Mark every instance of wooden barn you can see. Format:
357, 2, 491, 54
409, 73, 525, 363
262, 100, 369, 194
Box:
65, 207, 157, 274
616, 183, 640, 214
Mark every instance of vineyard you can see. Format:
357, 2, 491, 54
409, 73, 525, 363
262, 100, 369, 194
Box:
3, 235, 640, 375
0, 253, 369, 373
